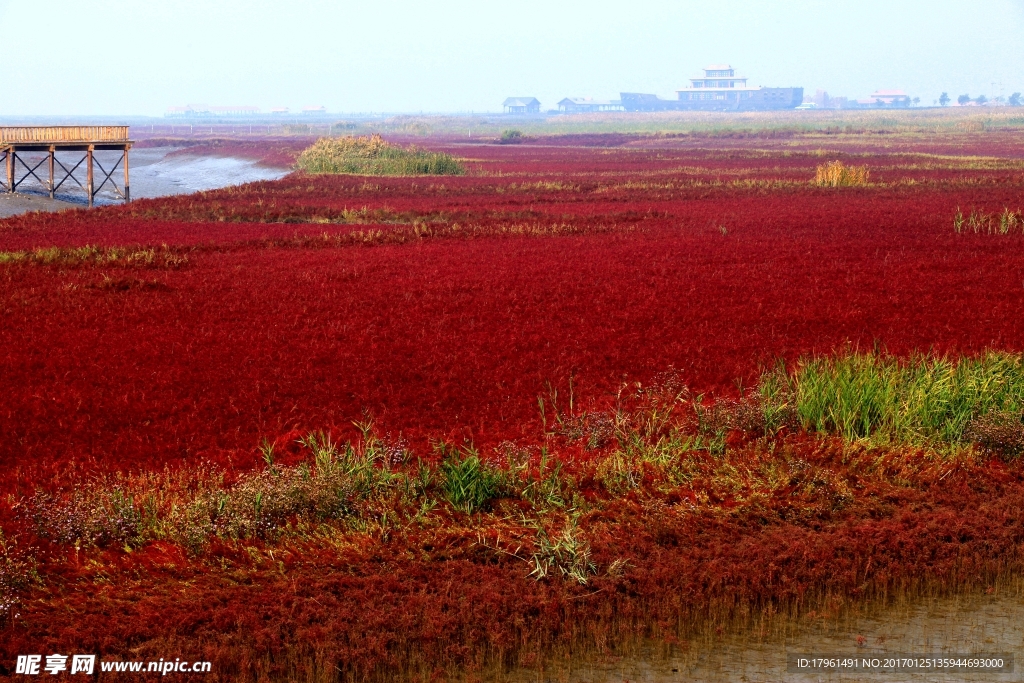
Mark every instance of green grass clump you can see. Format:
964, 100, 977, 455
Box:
499, 129, 525, 144
764, 351, 1024, 448
438, 446, 504, 513
296, 134, 465, 176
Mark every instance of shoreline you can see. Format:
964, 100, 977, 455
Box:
0, 147, 290, 219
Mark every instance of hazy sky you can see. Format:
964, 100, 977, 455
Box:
2, 0, 1023, 115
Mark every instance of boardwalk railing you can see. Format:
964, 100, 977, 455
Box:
2, 126, 131, 205
0, 126, 130, 143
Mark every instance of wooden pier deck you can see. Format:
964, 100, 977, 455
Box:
1, 126, 133, 205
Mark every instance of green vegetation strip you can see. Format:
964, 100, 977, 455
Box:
18, 352, 1024, 560
763, 351, 1024, 449
296, 134, 465, 176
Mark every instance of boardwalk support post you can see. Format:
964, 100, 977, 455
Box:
123, 146, 130, 202
48, 146, 55, 198
87, 146, 94, 208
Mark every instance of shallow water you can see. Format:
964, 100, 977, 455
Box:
504, 589, 1024, 683
127, 147, 289, 198
0, 147, 289, 214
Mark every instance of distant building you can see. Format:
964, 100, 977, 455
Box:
165, 104, 210, 118
619, 93, 680, 111
557, 98, 624, 113
676, 64, 755, 105
503, 97, 541, 114
620, 65, 803, 112
165, 104, 260, 118
270, 107, 290, 115
210, 106, 260, 116
302, 106, 328, 115
675, 65, 802, 110
854, 90, 911, 108
806, 90, 849, 110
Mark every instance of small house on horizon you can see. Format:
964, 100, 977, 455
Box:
503, 97, 541, 114
557, 98, 624, 113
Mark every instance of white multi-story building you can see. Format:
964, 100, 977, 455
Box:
677, 64, 803, 109
676, 65, 759, 104
622, 65, 802, 111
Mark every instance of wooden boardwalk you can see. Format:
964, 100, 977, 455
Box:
1, 126, 132, 205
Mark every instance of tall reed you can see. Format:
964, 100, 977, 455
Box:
954, 206, 1024, 234
814, 160, 870, 187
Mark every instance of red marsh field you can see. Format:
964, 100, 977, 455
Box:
2, 122, 1024, 681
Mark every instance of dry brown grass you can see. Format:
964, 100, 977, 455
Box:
814, 160, 870, 187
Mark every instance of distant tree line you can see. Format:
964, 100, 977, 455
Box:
938, 91, 1021, 106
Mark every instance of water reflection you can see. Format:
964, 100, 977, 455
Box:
504, 588, 1024, 682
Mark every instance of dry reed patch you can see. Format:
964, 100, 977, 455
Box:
955, 120, 987, 133
296, 134, 465, 176
814, 160, 870, 187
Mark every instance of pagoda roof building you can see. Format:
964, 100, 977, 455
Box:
663, 64, 802, 110
676, 65, 761, 103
